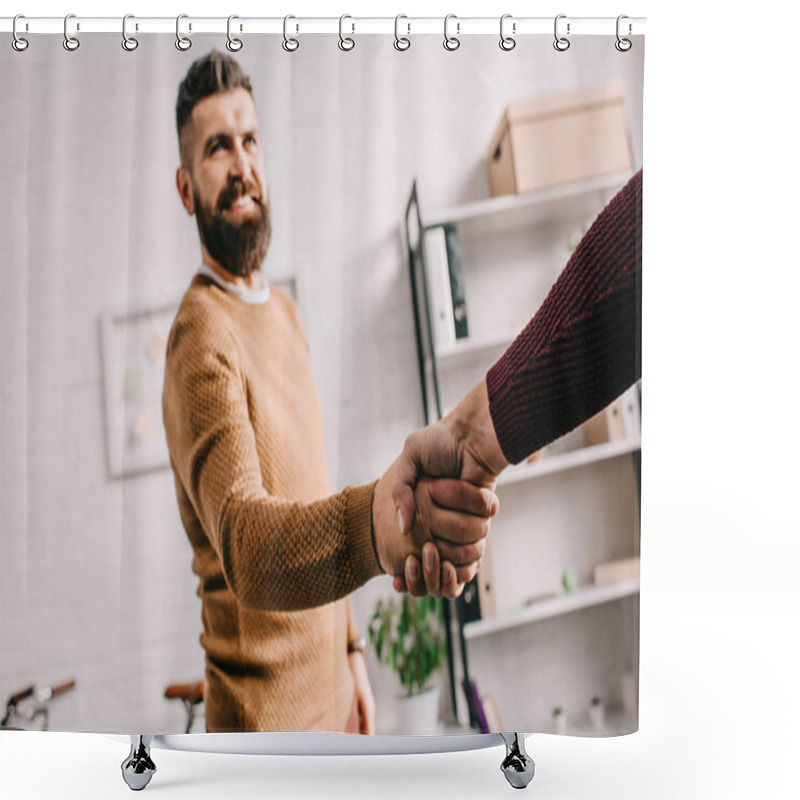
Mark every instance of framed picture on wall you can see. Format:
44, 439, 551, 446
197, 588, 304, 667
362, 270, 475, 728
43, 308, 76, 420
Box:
101, 299, 180, 478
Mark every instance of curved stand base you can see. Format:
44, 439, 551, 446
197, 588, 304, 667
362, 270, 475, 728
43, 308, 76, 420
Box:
114, 731, 532, 790
500, 733, 535, 790
121, 735, 156, 791
130, 730, 504, 756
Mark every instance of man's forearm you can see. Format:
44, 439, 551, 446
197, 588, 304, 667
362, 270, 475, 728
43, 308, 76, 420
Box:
215, 483, 381, 612
485, 169, 642, 463
441, 380, 509, 485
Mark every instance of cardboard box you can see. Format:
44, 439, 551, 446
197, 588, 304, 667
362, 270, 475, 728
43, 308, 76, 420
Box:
487, 80, 632, 197
584, 398, 625, 446
593, 556, 640, 586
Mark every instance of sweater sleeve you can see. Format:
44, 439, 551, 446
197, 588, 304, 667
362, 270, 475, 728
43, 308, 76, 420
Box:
486, 169, 642, 464
162, 305, 382, 612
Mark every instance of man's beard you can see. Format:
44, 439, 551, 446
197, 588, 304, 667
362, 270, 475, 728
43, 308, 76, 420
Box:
194, 177, 271, 279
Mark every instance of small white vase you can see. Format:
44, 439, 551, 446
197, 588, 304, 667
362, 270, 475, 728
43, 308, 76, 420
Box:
394, 686, 441, 735
589, 698, 605, 732
553, 712, 568, 735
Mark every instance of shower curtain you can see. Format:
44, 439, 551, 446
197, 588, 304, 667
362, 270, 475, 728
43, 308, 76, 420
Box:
0, 26, 643, 738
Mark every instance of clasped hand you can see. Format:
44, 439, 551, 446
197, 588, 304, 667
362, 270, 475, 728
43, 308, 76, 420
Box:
372, 381, 509, 599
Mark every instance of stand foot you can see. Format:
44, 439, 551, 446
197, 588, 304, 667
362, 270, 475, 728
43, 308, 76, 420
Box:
121, 735, 156, 791
500, 732, 535, 790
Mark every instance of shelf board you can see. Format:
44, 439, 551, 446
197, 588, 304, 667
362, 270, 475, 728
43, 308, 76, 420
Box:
556, 708, 638, 738
435, 331, 516, 362
464, 578, 640, 640
496, 437, 641, 487
423, 171, 633, 230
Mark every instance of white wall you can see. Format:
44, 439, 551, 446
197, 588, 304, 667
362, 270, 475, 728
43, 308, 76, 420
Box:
0, 32, 643, 732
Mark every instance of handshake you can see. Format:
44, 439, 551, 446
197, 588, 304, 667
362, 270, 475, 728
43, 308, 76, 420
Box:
371, 380, 509, 599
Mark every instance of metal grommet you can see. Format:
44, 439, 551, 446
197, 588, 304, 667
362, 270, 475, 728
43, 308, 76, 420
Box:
12, 14, 29, 52
63, 13, 80, 51
553, 14, 570, 52
175, 14, 192, 51
394, 14, 410, 51
615, 14, 632, 52
338, 14, 355, 51
226, 15, 243, 52
499, 14, 516, 51
282, 15, 299, 52
122, 14, 138, 51
443, 14, 460, 51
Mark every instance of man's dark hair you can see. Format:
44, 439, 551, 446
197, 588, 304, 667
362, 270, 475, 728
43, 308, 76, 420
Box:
176, 50, 253, 168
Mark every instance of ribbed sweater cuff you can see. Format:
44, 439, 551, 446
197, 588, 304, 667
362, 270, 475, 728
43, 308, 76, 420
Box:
486, 361, 526, 465
346, 481, 382, 586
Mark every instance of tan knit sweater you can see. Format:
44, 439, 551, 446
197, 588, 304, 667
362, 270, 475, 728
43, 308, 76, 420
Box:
162, 273, 382, 732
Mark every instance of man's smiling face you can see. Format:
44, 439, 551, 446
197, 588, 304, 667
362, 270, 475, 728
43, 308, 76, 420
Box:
181, 86, 271, 278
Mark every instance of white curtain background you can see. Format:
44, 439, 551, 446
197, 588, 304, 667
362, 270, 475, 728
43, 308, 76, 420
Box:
1, 33, 643, 732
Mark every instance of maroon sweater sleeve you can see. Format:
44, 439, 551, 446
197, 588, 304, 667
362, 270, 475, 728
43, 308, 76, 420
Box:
486, 170, 642, 464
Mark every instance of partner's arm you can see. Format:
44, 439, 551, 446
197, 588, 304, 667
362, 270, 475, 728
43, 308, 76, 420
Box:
396, 169, 643, 594
484, 168, 642, 462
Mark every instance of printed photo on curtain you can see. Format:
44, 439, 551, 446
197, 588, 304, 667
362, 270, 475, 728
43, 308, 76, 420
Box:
0, 26, 643, 751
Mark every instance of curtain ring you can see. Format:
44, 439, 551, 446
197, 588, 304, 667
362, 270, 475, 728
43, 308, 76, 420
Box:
615, 14, 632, 52
122, 14, 138, 51
443, 14, 460, 51
227, 15, 243, 52
175, 14, 192, 51
553, 14, 570, 52
499, 14, 516, 51
339, 14, 355, 51
394, 14, 410, 51
63, 13, 80, 51
282, 15, 299, 52
12, 15, 29, 52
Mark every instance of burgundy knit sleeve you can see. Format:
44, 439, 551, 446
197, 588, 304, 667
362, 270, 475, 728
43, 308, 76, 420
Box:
486, 170, 642, 464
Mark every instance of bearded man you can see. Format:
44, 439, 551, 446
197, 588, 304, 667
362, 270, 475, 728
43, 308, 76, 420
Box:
161, 51, 495, 733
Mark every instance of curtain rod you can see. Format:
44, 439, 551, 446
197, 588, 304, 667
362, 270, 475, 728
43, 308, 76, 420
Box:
1, 16, 646, 37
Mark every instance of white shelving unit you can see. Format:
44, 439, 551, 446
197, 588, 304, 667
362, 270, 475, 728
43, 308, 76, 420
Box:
425, 171, 631, 234
497, 438, 641, 487
404, 170, 641, 735
464, 578, 640, 640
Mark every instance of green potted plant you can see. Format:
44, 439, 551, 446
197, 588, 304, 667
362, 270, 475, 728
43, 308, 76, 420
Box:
368, 594, 446, 733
